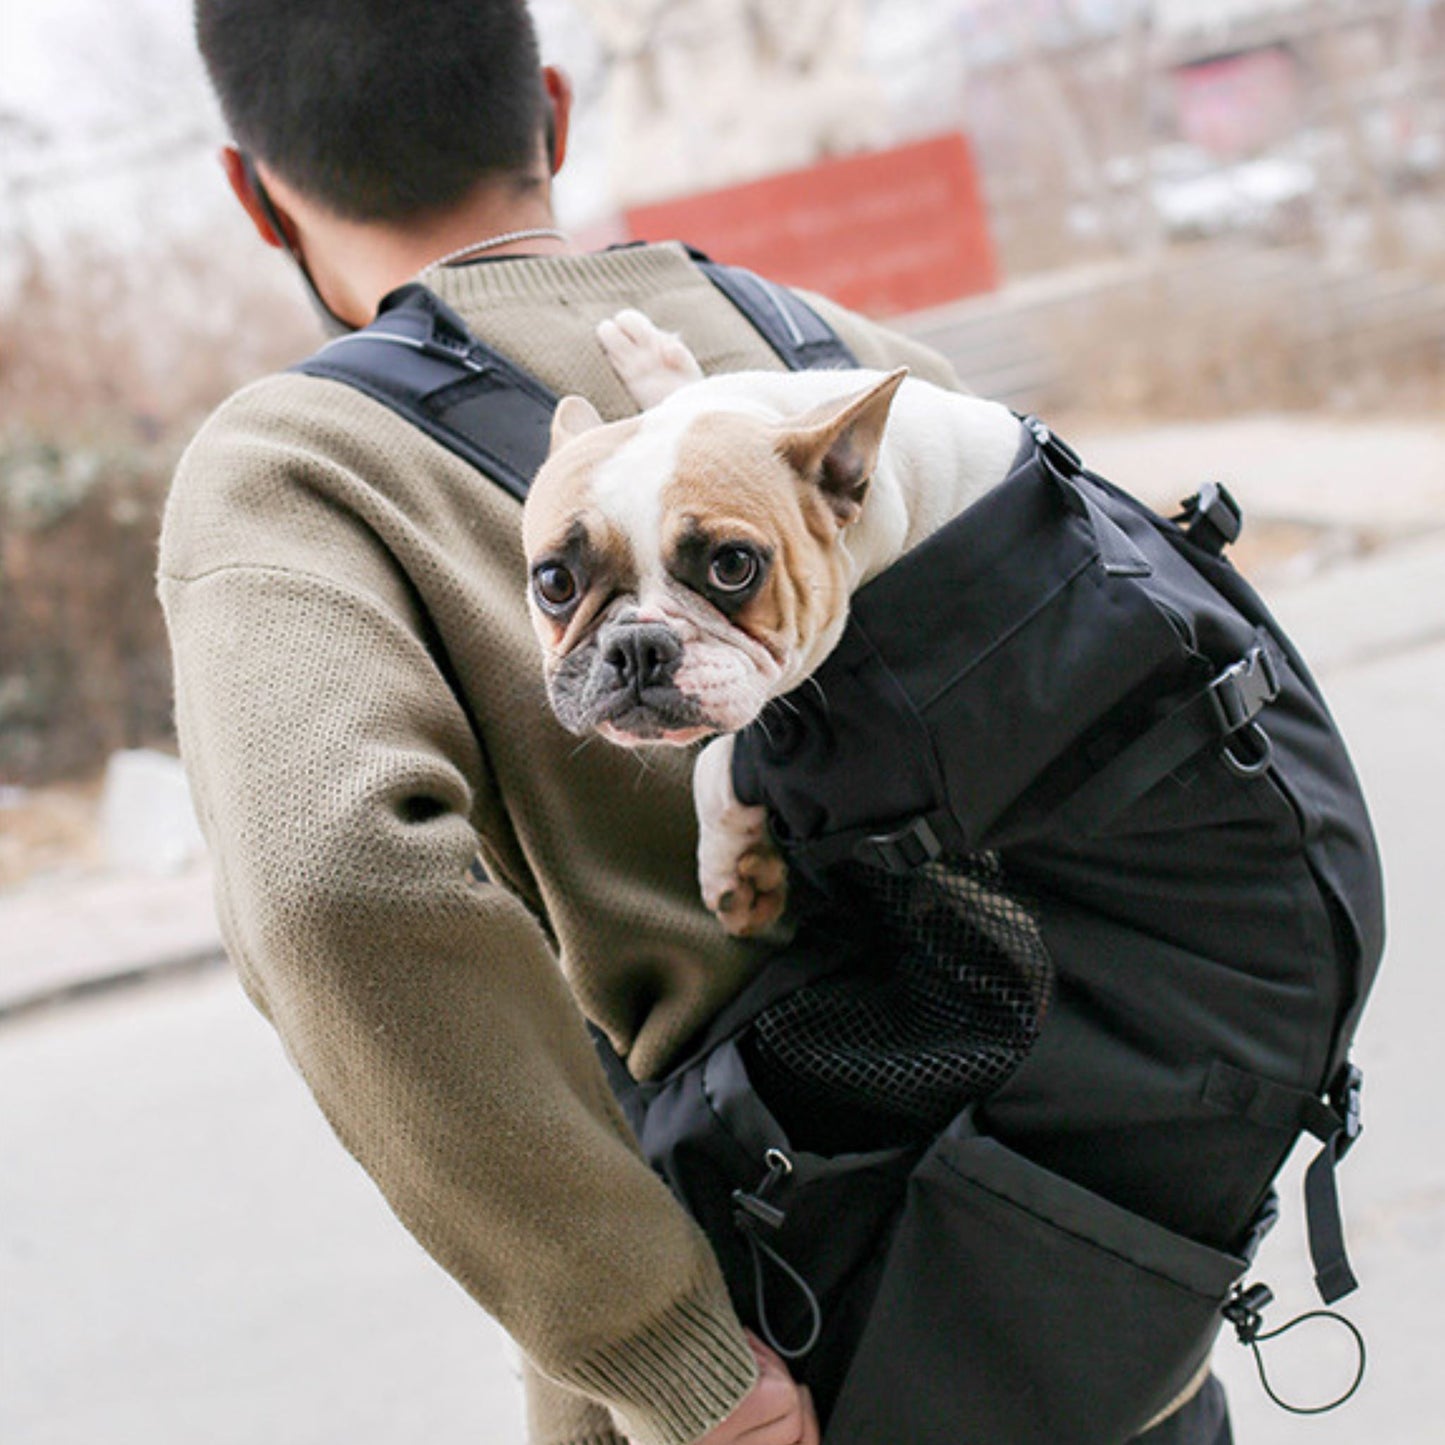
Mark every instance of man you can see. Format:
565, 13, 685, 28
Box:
171, 3, 1232, 1441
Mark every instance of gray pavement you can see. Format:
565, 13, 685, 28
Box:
0, 865, 223, 1020
0, 968, 526, 1445
4, 429, 1445, 1442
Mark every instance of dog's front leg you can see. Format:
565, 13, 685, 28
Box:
693, 735, 789, 937
597, 309, 705, 410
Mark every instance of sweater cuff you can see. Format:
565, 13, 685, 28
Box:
562, 1270, 759, 1445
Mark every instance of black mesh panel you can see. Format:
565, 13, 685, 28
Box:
745, 854, 1053, 1154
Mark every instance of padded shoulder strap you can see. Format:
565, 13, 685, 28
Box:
292, 282, 558, 502
291, 258, 858, 499
692, 257, 859, 371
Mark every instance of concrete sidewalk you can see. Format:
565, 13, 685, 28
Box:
0, 865, 223, 1020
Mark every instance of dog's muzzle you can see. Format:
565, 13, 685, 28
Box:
548, 620, 708, 740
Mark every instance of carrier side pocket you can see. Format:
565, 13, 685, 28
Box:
826, 1116, 1268, 1445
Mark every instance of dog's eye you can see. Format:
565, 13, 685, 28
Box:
533, 562, 579, 611
708, 545, 760, 594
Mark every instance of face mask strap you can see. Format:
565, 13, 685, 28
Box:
237, 150, 358, 337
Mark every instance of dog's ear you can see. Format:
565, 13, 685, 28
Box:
550, 395, 606, 454
778, 369, 907, 525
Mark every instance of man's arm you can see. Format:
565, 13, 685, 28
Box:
158, 397, 760, 1445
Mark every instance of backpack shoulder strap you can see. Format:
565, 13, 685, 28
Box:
292, 282, 558, 502
690, 255, 859, 371
291, 258, 858, 500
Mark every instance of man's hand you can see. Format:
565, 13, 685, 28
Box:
695, 1333, 820, 1445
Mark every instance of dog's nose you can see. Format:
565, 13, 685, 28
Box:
603, 624, 683, 693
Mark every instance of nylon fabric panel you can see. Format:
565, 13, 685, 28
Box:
825, 1121, 1265, 1445
734, 451, 1203, 860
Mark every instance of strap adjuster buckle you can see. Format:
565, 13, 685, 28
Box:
1177, 481, 1244, 555
1332, 1063, 1364, 1158
1209, 645, 1281, 735
857, 817, 943, 874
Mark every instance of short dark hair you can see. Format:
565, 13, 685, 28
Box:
195, 0, 546, 223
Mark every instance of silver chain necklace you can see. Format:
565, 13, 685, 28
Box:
422, 227, 571, 271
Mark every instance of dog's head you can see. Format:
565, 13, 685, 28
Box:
522, 370, 905, 746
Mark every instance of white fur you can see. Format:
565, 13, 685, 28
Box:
588, 421, 674, 589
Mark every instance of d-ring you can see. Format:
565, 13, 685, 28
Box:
1223, 722, 1274, 779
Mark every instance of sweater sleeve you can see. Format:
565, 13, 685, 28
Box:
158, 456, 756, 1442
524, 1359, 630, 1445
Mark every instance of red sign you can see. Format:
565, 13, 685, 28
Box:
625, 133, 999, 318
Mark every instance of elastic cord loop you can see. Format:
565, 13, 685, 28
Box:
743, 1231, 824, 1361
1236, 1307, 1367, 1416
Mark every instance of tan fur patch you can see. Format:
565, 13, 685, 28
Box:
661, 412, 851, 659
522, 415, 642, 561
524, 418, 645, 653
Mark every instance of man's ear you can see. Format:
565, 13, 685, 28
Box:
550, 395, 605, 453
220, 146, 289, 250
778, 369, 908, 525
542, 66, 573, 174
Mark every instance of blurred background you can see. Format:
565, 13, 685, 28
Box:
1, 0, 1442, 828
2, 2, 1443, 1443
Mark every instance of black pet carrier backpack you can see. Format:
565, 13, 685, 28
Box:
295, 257, 1384, 1444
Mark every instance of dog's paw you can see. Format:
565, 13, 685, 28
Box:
597, 309, 704, 410
703, 839, 789, 938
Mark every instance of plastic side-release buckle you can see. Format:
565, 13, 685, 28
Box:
1208, 644, 1281, 735
1331, 1062, 1364, 1161
856, 817, 943, 874
1177, 481, 1244, 556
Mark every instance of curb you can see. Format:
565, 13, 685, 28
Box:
0, 947, 227, 1026
1267, 530, 1445, 680
0, 865, 225, 1026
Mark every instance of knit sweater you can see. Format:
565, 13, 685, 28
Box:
159, 243, 959, 1444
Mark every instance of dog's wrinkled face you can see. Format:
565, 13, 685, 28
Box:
523, 373, 903, 746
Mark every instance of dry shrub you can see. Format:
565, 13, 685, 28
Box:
0, 439, 175, 785
0, 231, 316, 786
0, 230, 315, 440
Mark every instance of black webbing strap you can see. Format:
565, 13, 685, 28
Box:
1053, 630, 1284, 838
292, 259, 858, 501
295, 282, 558, 501
692, 258, 859, 371
1204, 1060, 1364, 1304
1304, 1064, 1364, 1303
782, 807, 960, 880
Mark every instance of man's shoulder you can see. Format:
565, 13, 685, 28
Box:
161, 366, 476, 584
176, 368, 356, 484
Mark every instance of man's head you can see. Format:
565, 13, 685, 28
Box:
196, 0, 549, 223
196, 1, 571, 328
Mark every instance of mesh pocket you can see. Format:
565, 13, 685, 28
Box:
746, 854, 1053, 1152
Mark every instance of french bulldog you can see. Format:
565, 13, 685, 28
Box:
523, 309, 1023, 935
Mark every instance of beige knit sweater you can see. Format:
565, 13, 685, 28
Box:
160, 243, 958, 1444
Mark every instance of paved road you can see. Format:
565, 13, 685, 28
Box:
4, 580, 1443, 1444
1, 975, 526, 1444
